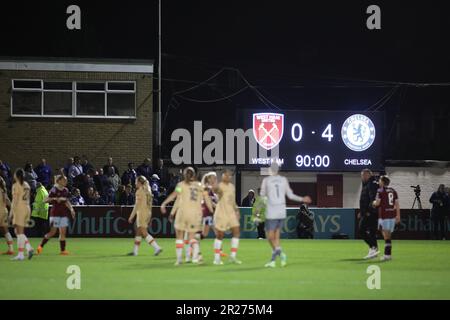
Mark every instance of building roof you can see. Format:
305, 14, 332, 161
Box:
0, 57, 154, 73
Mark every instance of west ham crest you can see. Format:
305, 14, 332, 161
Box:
252, 113, 284, 150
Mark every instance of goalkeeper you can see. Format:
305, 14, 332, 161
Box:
251, 188, 267, 239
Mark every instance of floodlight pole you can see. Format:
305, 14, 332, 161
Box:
157, 0, 162, 157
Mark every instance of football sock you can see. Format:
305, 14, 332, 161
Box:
17, 234, 25, 258
384, 240, 392, 256
5, 232, 13, 251
275, 246, 282, 258
60, 240, 66, 252
231, 237, 239, 259
145, 234, 160, 250
370, 238, 378, 249
190, 239, 200, 261
271, 249, 277, 261
24, 237, 32, 252
175, 240, 184, 263
133, 236, 142, 255
184, 239, 191, 260
40, 235, 50, 247
214, 239, 222, 263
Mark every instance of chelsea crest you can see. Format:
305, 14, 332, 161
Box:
341, 114, 376, 152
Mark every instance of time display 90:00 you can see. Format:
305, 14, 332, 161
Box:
295, 155, 331, 168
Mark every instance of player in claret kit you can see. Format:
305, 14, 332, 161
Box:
161, 167, 213, 266
373, 175, 400, 261
212, 170, 241, 265
260, 162, 311, 268
37, 175, 75, 255
0, 177, 14, 255
200, 172, 218, 239
127, 175, 162, 256
196, 171, 227, 261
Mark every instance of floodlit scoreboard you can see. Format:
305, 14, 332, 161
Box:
238, 110, 383, 171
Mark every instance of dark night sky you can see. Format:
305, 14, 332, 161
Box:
1, 1, 449, 160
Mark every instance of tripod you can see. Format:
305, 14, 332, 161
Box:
412, 193, 423, 209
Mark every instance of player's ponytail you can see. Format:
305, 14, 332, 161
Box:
14, 168, 25, 185
0, 176, 6, 193
54, 175, 67, 187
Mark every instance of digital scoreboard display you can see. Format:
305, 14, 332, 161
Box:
238, 110, 383, 171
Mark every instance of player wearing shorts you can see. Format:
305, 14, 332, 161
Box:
0, 176, 14, 255
37, 175, 75, 255
373, 176, 400, 261
169, 197, 194, 262
260, 162, 311, 268
200, 172, 218, 238
161, 167, 213, 265
9, 169, 34, 261
212, 170, 241, 265
127, 176, 162, 256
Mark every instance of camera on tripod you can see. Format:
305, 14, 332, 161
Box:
410, 185, 421, 196
410, 185, 422, 209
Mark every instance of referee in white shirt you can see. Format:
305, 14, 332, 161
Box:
260, 162, 312, 268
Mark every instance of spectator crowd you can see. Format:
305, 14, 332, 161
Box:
0, 157, 181, 207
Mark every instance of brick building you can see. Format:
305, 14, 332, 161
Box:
0, 58, 154, 173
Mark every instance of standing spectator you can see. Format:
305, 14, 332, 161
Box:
167, 169, 182, 194
241, 189, 256, 207
31, 182, 49, 237
70, 188, 85, 206
121, 162, 137, 187
150, 174, 160, 197
252, 188, 267, 239
68, 156, 83, 185
115, 185, 125, 205
63, 157, 74, 177
35, 158, 53, 188
154, 159, 169, 188
120, 185, 136, 205
136, 158, 153, 180
93, 168, 106, 196
104, 167, 120, 204
156, 186, 167, 206
81, 155, 95, 174
0, 160, 12, 190
429, 184, 450, 240
24, 162, 38, 192
78, 169, 96, 200
103, 157, 120, 177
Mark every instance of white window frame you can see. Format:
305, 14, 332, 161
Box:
11, 79, 137, 119
10, 79, 44, 117
43, 81, 74, 117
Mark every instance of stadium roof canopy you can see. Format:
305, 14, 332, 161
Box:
0, 57, 154, 74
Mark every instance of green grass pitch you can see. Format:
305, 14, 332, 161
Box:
0, 238, 449, 300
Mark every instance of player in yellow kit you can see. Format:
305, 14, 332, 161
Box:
161, 167, 213, 265
127, 176, 162, 256
9, 169, 34, 261
0, 177, 14, 255
213, 170, 241, 265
